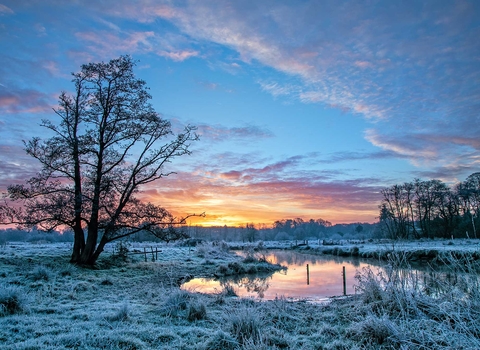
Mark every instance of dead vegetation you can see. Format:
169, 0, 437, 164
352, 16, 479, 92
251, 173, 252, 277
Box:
0, 242, 479, 349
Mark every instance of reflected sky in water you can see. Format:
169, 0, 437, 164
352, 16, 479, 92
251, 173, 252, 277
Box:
182, 250, 380, 300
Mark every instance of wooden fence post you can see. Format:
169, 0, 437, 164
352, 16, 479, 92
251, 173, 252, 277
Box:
144, 247, 147, 262
342, 266, 346, 296
306, 264, 310, 285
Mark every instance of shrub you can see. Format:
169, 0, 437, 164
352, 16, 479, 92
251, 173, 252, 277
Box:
227, 262, 246, 274
222, 283, 238, 297
30, 265, 52, 281
161, 289, 190, 317
204, 330, 237, 350
187, 300, 207, 321
114, 241, 130, 261
347, 314, 398, 346
0, 285, 28, 316
228, 308, 262, 345
196, 243, 210, 258
59, 264, 77, 277
243, 254, 257, 264
217, 265, 229, 275
107, 303, 130, 322
351, 246, 360, 256
100, 278, 113, 286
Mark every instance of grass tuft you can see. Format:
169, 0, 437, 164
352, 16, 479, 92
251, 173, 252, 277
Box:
161, 289, 191, 317
30, 265, 52, 281
228, 307, 262, 345
187, 300, 207, 321
107, 303, 129, 322
204, 330, 237, 350
0, 284, 28, 316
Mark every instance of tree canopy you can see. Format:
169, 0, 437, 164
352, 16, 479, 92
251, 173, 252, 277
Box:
378, 173, 480, 240
0, 56, 201, 264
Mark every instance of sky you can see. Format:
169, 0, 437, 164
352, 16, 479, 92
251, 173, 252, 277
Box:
0, 1, 479, 227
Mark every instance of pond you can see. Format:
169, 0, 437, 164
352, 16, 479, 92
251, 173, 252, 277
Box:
182, 250, 387, 301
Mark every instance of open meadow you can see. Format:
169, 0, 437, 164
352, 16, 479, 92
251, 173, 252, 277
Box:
1, 240, 480, 349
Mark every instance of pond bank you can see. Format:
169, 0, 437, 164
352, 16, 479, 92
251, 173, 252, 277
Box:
230, 239, 480, 267
1, 241, 479, 349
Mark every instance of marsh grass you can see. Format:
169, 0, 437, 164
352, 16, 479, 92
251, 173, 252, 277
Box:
228, 307, 263, 345
349, 252, 480, 348
30, 265, 52, 281
106, 303, 130, 322
0, 285, 29, 316
1, 242, 480, 349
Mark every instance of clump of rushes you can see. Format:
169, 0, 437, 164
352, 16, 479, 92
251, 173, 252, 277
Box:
107, 303, 129, 322
228, 307, 262, 345
30, 265, 52, 281
187, 300, 207, 321
0, 285, 28, 316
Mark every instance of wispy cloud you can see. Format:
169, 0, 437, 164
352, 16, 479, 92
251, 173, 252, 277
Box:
258, 81, 297, 98
0, 4, 13, 15
103, 0, 480, 169
0, 86, 53, 114
196, 123, 274, 142
157, 49, 199, 61
75, 30, 155, 57
0, 144, 40, 189
141, 154, 383, 224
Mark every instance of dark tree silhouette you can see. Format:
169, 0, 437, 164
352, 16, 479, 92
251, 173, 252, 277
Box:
378, 173, 480, 239
0, 56, 201, 264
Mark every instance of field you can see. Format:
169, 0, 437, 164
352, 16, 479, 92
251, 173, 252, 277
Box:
1, 240, 480, 349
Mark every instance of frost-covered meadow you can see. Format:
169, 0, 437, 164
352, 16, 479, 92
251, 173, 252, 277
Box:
1, 240, 480, 349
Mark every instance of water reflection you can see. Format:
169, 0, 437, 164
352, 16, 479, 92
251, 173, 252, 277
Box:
182, 250, 372, 300
182, 250, 478, 301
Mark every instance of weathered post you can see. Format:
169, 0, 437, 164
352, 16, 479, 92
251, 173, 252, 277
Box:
306, 264, 310, 285
144, 247, 147, 262
342, 266, 346, 296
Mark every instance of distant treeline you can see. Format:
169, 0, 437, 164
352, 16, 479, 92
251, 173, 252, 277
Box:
378, 172, 480, 239
0, 228, 73, 244
183, 219, 377, 242
1, 219, 377, 244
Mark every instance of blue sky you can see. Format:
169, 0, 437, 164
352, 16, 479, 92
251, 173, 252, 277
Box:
0, 0, 479, 225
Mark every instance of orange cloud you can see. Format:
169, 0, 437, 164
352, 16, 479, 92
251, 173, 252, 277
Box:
139, 168, 381, 227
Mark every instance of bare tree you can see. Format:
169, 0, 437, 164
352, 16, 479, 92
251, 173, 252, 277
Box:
0, 56, 201, 264
457, 172, 480, 238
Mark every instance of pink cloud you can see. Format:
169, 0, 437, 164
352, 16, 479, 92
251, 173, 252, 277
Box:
0, 87, 53, 114
196, 123, 274, 142
157, 49, 199, 61
0, 4, 13, 15
75, 30, 155, 58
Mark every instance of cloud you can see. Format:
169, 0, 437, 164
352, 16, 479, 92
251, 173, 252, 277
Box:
104, 0, 479, 168
7, 1, 476, 171
0, 4, 13, 15
196, 123, 274, 142
76, 27, 200, 62
0, 86, 53, 114
141, 154, 383, 224
0, 144, 40, 190
258, 81, 297, 98
75, 30, 155, 57
157, 49, 199, 61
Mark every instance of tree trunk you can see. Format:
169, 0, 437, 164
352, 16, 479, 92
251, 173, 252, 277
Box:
80, 224, 98, 265
91, 234, 109, 265
70, 225, 85, 263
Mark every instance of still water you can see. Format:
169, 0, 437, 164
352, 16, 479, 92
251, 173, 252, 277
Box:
182, 250, 384, 301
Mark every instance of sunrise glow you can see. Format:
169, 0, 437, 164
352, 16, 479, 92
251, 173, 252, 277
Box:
1, 1, 479, 226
